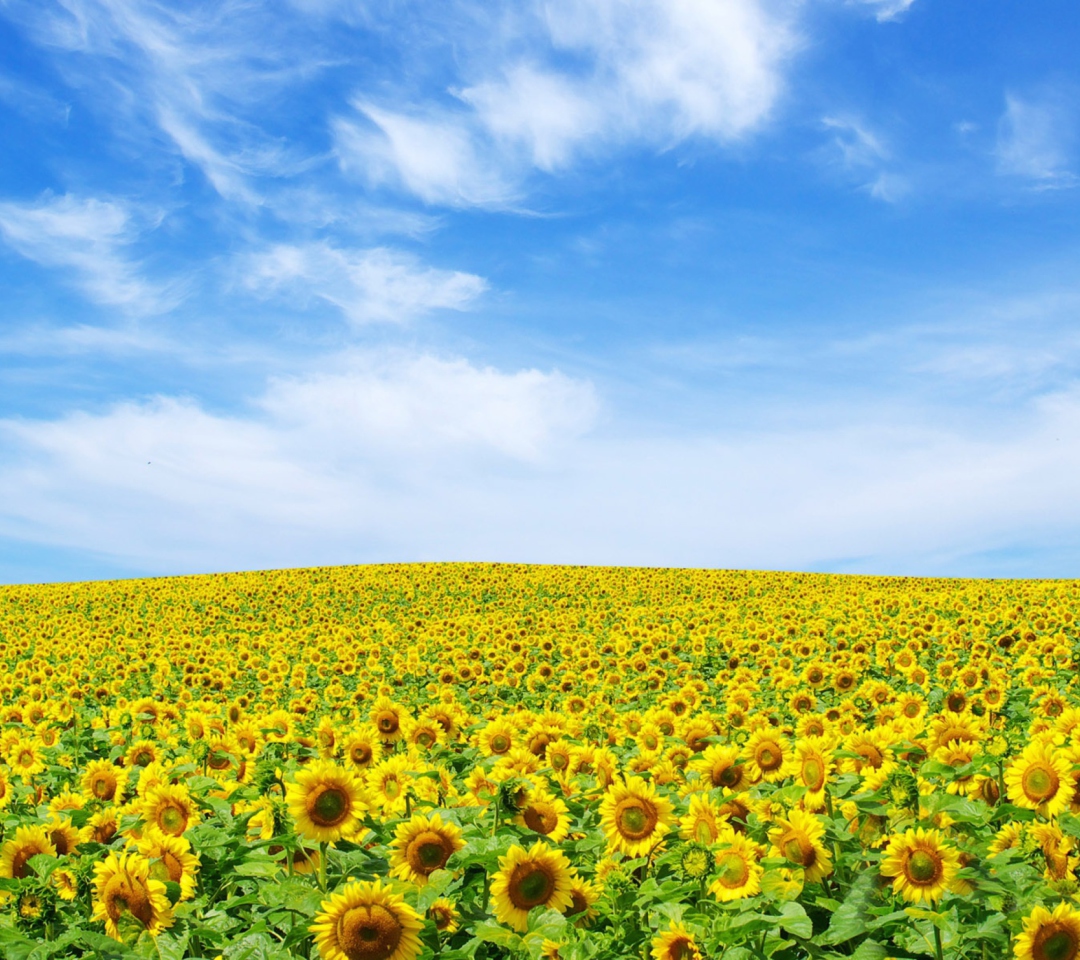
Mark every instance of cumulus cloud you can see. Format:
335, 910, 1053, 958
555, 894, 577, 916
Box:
240, 243, 487, 324
996, 93, 1077, 188
0, 193, 177, 313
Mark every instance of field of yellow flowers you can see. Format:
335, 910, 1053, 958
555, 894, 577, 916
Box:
1, 562, 1079, 960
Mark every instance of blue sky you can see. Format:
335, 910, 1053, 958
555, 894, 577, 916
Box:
0, 0, 1078, 584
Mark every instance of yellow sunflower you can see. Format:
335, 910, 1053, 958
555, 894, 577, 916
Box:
743, 730, 789, 783
92, 851, 175, 940
137, 829, 201, 901
790, 737, 833, 809
1005, 740, 1074, 818
679, 793, 727, 845
287, 761, 369, 843
709, 829, 764, 902
45, 817, 82, 857
429, 898, 459, 934
490, 841, 574, 932
767, 808, 833, 884
52, 867, 79, 901
599, 775, 675, 857
1014, 901, 1080, 960
514, 787, 571, 844
366, 754, 414, 817
388, 813, 464, 886
142, 783, 198, 837
0, 824, 56, 879
370, 697, 405, 743
691, 744, 748, 792
880, 828, 960, 904
7, 738, 45, 781
341, 729, 383, 772
82, 759, 128, 803
312, 878, 423, 960
651, 921, 702, 960
0, 767, 12, 809
476, 719, 516, 758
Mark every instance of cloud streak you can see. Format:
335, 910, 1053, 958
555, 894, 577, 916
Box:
0, 193, 178, 313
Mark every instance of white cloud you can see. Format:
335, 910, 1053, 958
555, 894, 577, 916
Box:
4, 363, 1080, 574
845, 0, 918, 22
996, 93, 1076, 188
0, 193, 177, 313
240, 243, 487, 324
337, 0, 798, 206
334, 105, 518, 208
0, 352, 600, 567
820, 116, 908, 202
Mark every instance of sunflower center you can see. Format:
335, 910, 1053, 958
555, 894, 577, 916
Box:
802, 758, 825, 791
756, 743, 783, 771
695, 820, 716, 844
406, 832, 451, 874
490, 735, 510, 754
10, 846, 45, 879
310, 786, 350, 827
1024, 764, 1060, 802
351, 745, 372, 765
715, 764, 743, 788
337, 904, 403, 960
104, 875, 155, 928
383, 778, 401, 800
907, 849, 941, 884
509, 863, 556, 909
159, 805, 186, 835
376, 715, 399, 736
782, 836, 816, 869
92, 776, 115, 800
615, 798, 657, 840
668, 936, 694, 960
857, 745, 884, 769
1037, 927, 1079, 960
715, 851, 749, 887
523, 804, 559, 835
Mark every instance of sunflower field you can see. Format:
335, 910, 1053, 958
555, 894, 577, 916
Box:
1, 563, 1080, 960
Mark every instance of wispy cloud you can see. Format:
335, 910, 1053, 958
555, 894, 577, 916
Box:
336, 0, 799, 207
821, 116, 910, 201
844, 0, 918, 22
0, 193, 179, 313
996, 93, 1077, 188
240, 243, 487, 324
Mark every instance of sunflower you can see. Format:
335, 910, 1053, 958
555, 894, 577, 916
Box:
514, 787, 571, 843
1005, 740, 1074, 817
125, 739, 161, 769
744, 730, 789, 783
341, 729, 383, 772
137, 829, 201, 901
476, 719, 516, 757
45, 817, 82, 857
709, 829, 764, 902
388, 813, 464, 886
366, 755, 413, 817
691, 744, 748, 792
143, 784, 198, 837
651, 922, 702, 960
428, 898, 459, 934
84, 809, 120, 845
311, 878, 423, 960
790, 737, 833, 808
7, 738, 45, 781
52, 867, 79, 901
767, 808, 833, 883
599, 775, 675, 857
92, 851, 175, 940
288, 761, 368, 843
679, 793, 727, 845
0, 825, 56, 879
1015, 901, 1080, 960
0, 767, 12, 809
566, 876, 600, 924
370, 697, 405, 743
82, 759, 128, 804
490, 841, 574, 932
880, 828, 960, 904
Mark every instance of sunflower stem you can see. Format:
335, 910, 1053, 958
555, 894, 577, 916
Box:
933, 923, 944, 960
318, 840, 328, 892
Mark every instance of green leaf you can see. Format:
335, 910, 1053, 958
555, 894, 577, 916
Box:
416, 869, 453, 913
234, 857, 281, 877
850, 940, 889, 960
817, 868, 878, 945
470, 922, 521, 949
776, 901, 812, 939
